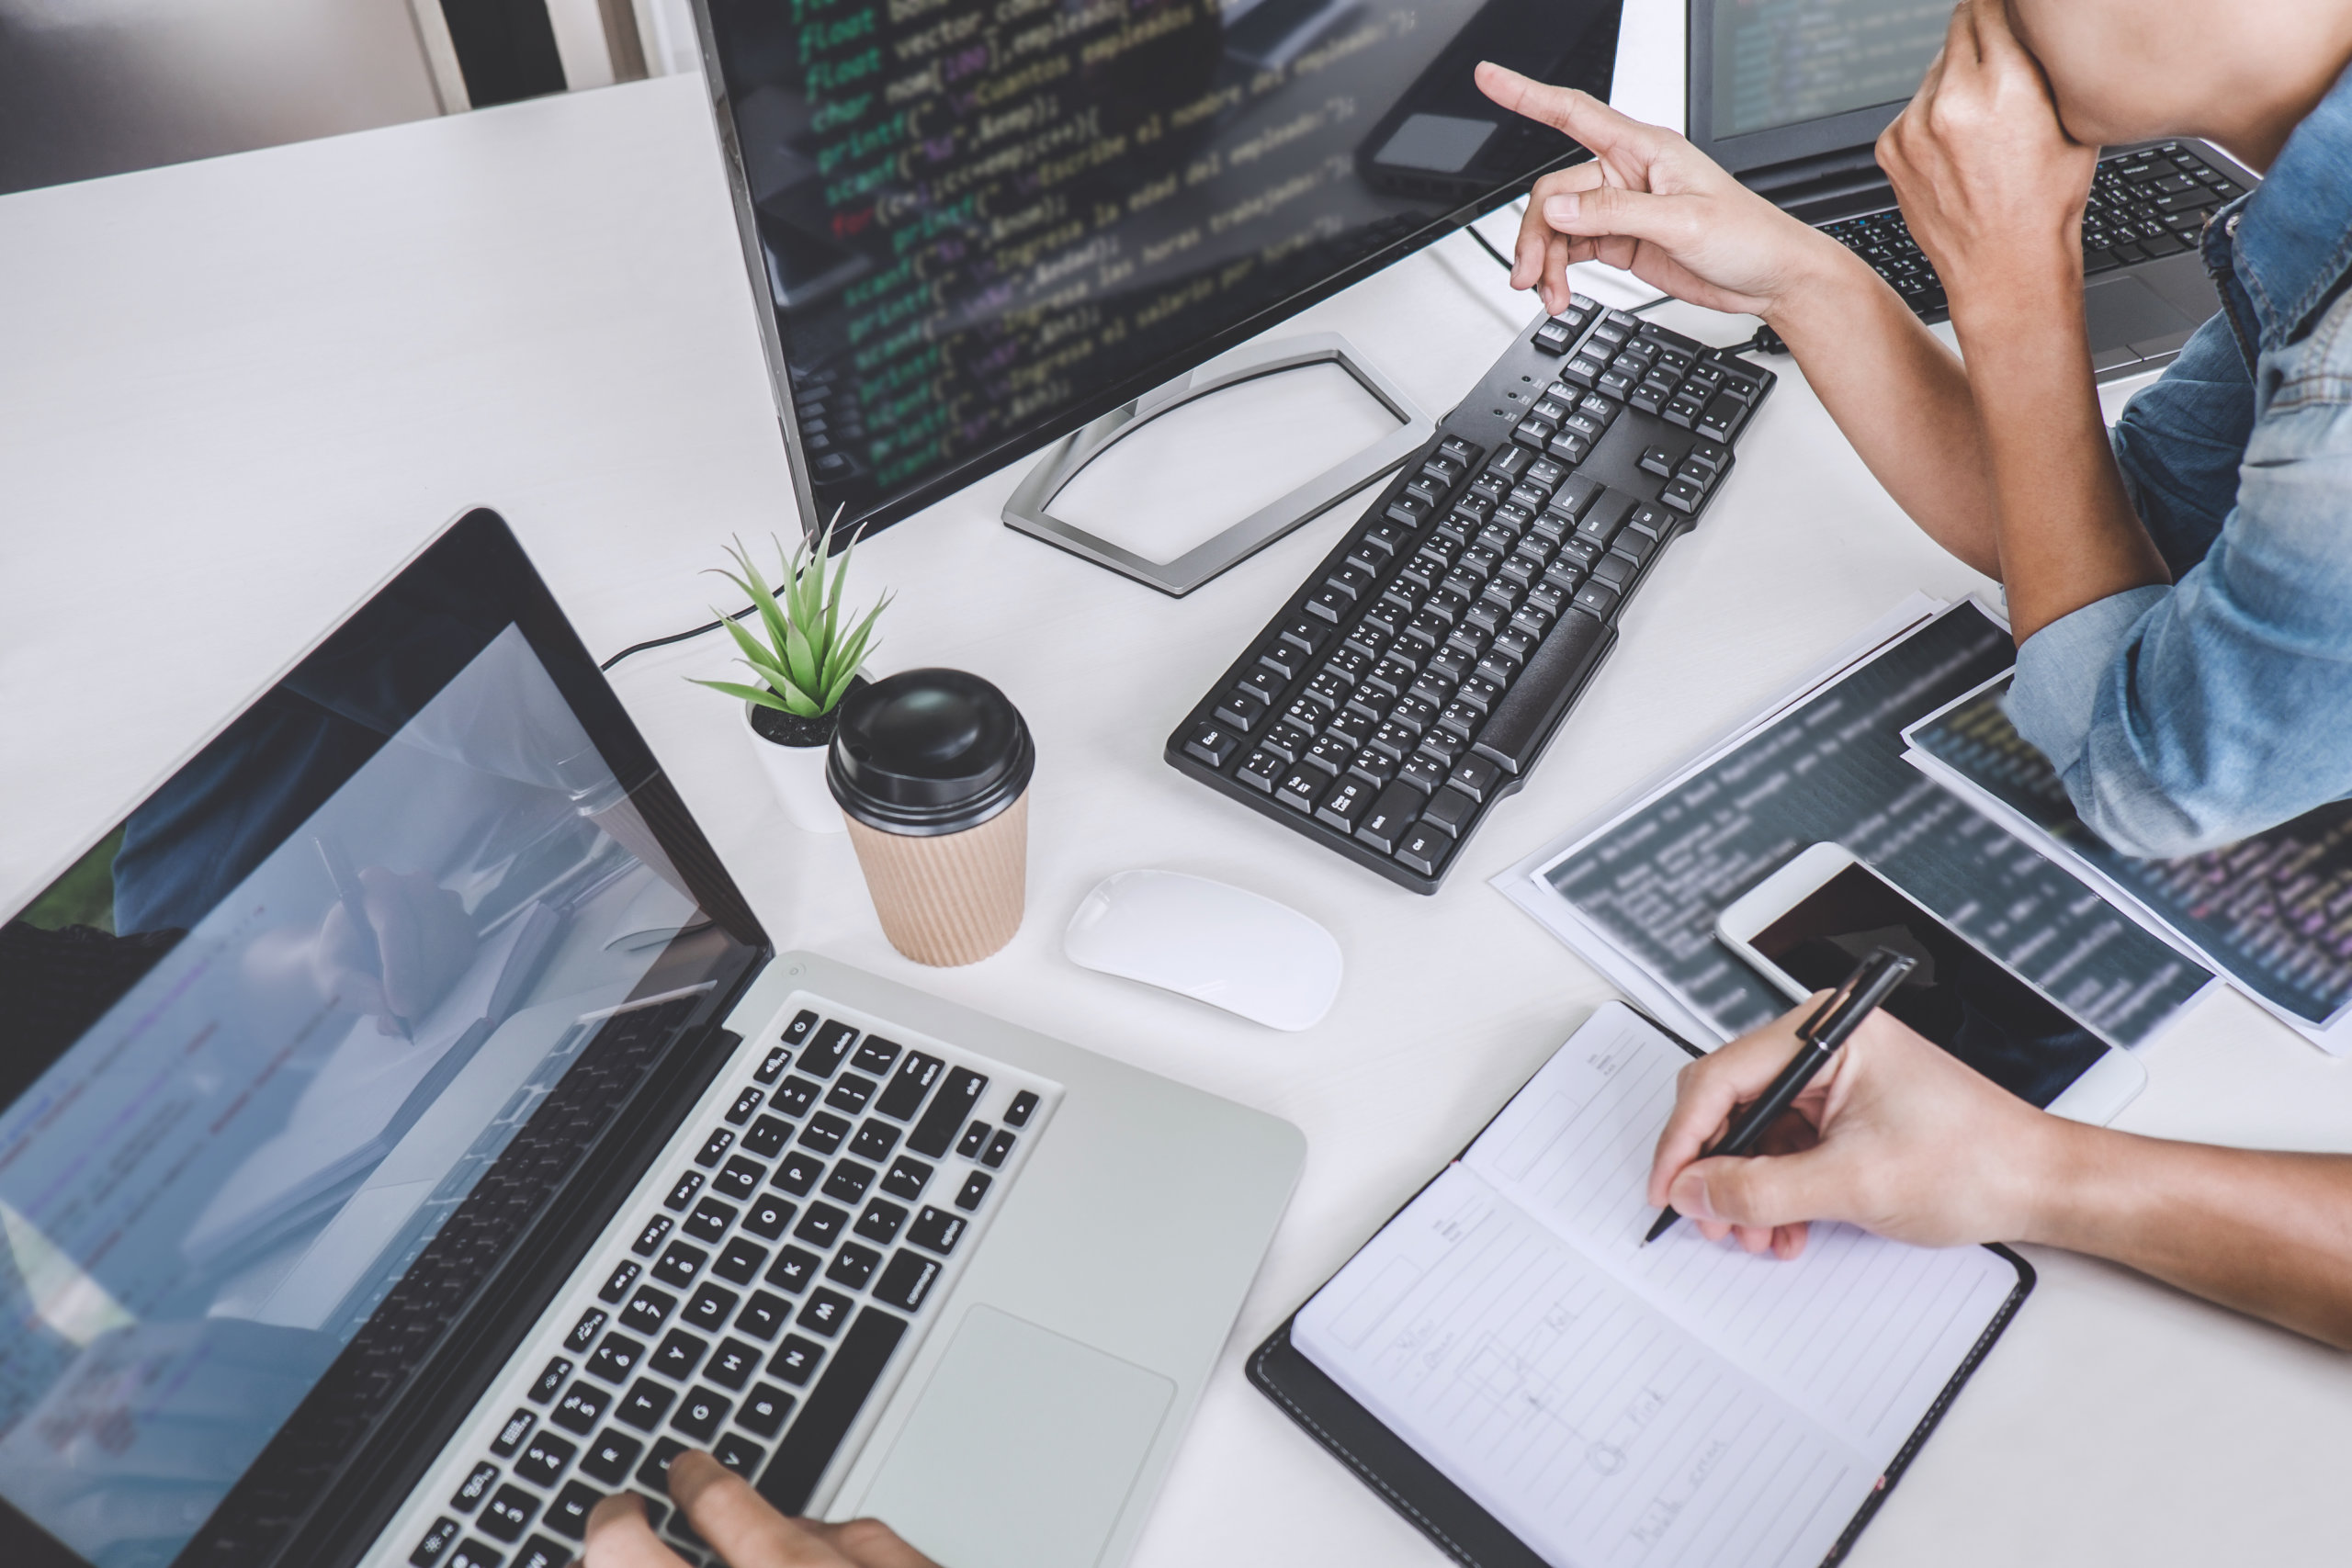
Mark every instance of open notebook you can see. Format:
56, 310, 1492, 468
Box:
1261, 1004, 2029, 1568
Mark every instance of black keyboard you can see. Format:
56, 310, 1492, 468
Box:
384, 1004, 1051, 1568
1821, 141, 2248, 322
1166, 298, 1777, 891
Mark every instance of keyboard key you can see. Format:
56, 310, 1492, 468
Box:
1184, 721, 1238, 767
907, 1205, 967, 1256
706, 1337, 762, 1390
766, 1247, 821, 1293
955, 1120, 990, 1158
797, 1112, 852, 1154
955, 1170, 992, 1210
906, 1067, 988, 1158
481, 1486, 538, 1542
773, 1076, 820, 1117
635, 1438, 688, 1492
550, 1381, 606, 1434
850, 1037, 901, 1076
545, 1482, 603, 1540
852, 1196, 907, 1244
714, 1237, 770, 1285
453, 1461, 499, 1512
882, 1156, 933, 1201
781, 1011, 820, 1047
1317, 775, 1374, 833
798, 1289, 855, 1337
528, 1358, 571, 1404
1660, 478, 1704, 513
491, 1409, 537, 1459
565, 1309, 607, 1353
772, 1150, 824, 1196
741, 1114, 794, 1158
771, 1335, 825, 1385
587, 1333, 646, 1383
794, 1203, 849, 1249
1275, 767, 1326, 813
742, 1193, 796, 1240
616, 1378, 676, 1431
871, 1250, 943, 1313
727, 1088, 765, 1124
1450, 755, 1503, 802
1572, 581, 1620, 619
1475, 608, 1611, 774
683, 1282, 740, 1332
447, 1542, 503, 1568
754, 1044, 791, 1084
1355, 779, 1423, 853
413, 1517, 461, 1566
736, 1290, 791, 1340
756, 1310, 914, 1517
1695, 393, 1748, 443
514, 1429, 574, 1486
1237, 748, 1283, 793
822, 1159, 876, 1205
513, 1538, 570, 1568
672, 1387, 731, 1442
695, 1128, 736, 1167
738, 1383, 797, 1438
620, 1286, 677, 1336
650, 1242, 706, 1291
798, 1021, 859, 1078
652, 1328, 709, 1382
1395, 824, 1452, 877
683, 1198, 737, 1245
712, 1156, 765, 1200
713, 1431, 767, 1480
662, 1172, 704, 1213
578, 1430, 642, 1485
849, 1120, 900, 1162
827, 1242, 882, 1290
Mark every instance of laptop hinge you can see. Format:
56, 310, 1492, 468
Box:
1737, 145, 1896, 224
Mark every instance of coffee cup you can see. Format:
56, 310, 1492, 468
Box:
827, 668, 1035, 966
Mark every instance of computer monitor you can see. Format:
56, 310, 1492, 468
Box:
1686, 0, 1948, 178
693, 0, 1624, 549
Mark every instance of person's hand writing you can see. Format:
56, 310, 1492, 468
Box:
1645, 1001, 2063, 1258
1472, 62, 1857, 321
581, 1450, 942, 1568
1874, 0, 2097, 309
314, 866, 476, 1035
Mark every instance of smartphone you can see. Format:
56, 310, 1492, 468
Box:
1716, 843, 2146, 1123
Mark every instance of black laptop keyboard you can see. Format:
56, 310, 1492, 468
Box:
1822, 141, 2247, 321
386, 1005, 1052, 1568
1166, 298, 1776, 890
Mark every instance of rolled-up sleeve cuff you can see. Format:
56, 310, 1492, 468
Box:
2002, 585, 2169, 771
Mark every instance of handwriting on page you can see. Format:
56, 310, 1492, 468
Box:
1464, 1008, 2018, 1451
1297, 1166, 1864, 1568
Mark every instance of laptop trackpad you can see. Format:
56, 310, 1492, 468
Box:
2085, 273, 2197, 350
861, 1306, 1173, 1568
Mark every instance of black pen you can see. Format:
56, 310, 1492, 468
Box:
1642, 945, 1917, 1245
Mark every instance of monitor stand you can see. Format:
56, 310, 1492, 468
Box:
1001, 333, 1434, 597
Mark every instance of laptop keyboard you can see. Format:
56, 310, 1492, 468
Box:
1821, 141, 2247, 321
1167, 298, 1776, 889
372, 1000, 1056, 1568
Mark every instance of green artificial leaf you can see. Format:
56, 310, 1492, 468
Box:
689, 677, 795, 713
717, 612, 797, 697
783, 615, 820, 694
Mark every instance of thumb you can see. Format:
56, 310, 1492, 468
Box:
1670, 1149, 1846, 1231
1540, 182, 1696, 250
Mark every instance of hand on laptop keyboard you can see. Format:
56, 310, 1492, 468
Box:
1873, 0, 2097, 303
582, 1450, 939, 1568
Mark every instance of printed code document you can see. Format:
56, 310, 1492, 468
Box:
1295, 1004, 2020, 1568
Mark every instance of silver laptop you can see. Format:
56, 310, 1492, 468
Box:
0, 509, 1303, 1568
1686, 0, 2258, 380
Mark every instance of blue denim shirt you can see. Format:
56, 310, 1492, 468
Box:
2005, 65, 2352, 858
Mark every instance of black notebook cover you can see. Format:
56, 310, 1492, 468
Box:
1249, 1010, 2035, 1568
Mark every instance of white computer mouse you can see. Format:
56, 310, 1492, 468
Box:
1062, 870, 1342, 1032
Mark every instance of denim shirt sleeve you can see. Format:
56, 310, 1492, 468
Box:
2109, 311, 2256, 578
2006, 293, 2352, 858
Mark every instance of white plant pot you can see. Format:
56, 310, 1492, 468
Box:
741, 701, 847, 834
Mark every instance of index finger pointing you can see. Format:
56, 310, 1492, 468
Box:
1474, 62, 1663, 160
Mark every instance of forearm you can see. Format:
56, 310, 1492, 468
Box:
1947, 266, 2171, 640
2028, 1122, 2352, 1348
1769, 242, 2003, 577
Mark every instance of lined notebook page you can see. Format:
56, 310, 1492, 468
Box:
1296, 1165, 1868, 1568
1463, 1004, 2018, 1452
1294, 1004, 2022, 1568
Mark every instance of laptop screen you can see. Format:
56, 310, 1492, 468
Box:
0, 513, 764, 1566
1706, 0, 1947, 140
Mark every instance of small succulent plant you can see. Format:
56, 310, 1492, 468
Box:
691, 517, 890, 718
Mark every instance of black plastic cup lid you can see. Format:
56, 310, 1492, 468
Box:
827, 668, 1034, 836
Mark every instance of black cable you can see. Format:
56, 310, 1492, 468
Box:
599, 603, 760, 672
1464, 224, 1514, 271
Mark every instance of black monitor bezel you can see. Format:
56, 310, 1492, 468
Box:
690, 0, 1625, 546
1684, 0, 1910, 176
0, 509, 772, 1568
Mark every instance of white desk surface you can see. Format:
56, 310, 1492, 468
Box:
5, 38, 2351, 1568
